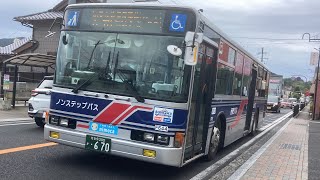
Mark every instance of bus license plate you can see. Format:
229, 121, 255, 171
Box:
85, 135, 111, 153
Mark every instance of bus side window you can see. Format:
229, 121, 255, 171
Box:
242, 75, 251, 97
216, 63, 234, 95
233, 52, 244, 95
242, 56, 252, 97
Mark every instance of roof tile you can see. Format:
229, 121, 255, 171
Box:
0, 37, 32, 55
14, 11, 63, 22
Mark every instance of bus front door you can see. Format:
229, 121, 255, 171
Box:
245, 68, 257, 130
183, 44, 218, 161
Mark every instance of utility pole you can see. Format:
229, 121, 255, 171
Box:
314, 48, 320, 120
261, 48, 264, 63
302, 33, 320, 120
258, 47, 268, 64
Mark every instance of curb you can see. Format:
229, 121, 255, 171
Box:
190, 111, 293, 180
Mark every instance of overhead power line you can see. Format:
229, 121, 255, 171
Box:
232, 37, 308, 41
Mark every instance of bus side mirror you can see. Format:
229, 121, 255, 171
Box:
184, 31, 203, 66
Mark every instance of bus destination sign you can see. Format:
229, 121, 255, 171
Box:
91, 9, 164, 33
65, 8, 195, 34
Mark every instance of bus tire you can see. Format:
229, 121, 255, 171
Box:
205, 118, 222, 161
35, 117, 45, 128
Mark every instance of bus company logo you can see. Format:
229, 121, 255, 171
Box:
153, 107, 174, 123
91, 122, 98, 131
67, 10, 80, 27
169, 14, 187, 32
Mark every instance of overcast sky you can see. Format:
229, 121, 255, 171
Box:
0, 0, 318, 81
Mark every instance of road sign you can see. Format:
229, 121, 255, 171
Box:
3, 74, 10, 90
4, 74, 9, 82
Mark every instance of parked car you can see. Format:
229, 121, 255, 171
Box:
280, 98, 291, 108
267, 95, 281, 113
288, 98, 298, 109
28, 76, 53, 127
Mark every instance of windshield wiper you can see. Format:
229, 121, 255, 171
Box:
72, 73, 97, 94
86, 40, 102, 69
113, 52, 145, 103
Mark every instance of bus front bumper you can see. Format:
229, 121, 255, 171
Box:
44, 124, 183, 167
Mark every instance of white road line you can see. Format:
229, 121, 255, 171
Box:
0, 118, 32, 122
227, 117, 294, 180
0, 122, 35, 127
190, 111, 292, 180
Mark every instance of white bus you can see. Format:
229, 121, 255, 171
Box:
44, 3, 270, 167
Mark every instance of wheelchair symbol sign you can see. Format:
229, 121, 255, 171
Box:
169, 14, 187, 32
67, 11, 80, 27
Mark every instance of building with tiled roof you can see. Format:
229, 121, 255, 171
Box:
0, 37, 33, 55
0, 0, 120, 100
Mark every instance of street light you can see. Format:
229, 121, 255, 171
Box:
302, 33, 320, 120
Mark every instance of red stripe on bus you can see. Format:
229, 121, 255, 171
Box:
77, 124, 89, 129
231, 99, 248, 128
94, 103, 131, 124
112, 106, 153, 125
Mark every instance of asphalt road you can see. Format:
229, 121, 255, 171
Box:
0, 109, 292, 180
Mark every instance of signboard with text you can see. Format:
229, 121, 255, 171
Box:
3, 74, 10, 90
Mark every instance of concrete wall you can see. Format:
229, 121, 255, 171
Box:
17, 20, 61, 74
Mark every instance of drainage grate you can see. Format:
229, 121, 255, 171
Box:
279, 143, 301, 150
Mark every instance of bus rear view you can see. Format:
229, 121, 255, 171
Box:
44, 3, 198, 167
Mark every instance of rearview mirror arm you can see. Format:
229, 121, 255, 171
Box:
45, 17, 64, 38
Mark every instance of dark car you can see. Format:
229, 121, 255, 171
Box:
267, 96, 281, 113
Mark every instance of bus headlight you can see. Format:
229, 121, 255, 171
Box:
156, 135, 169, 145
60, 118, 69, 127
143, 133, 155, 142
50, 116, 59, 125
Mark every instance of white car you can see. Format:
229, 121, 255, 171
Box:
28, 76, 53, 127
288, 98, 298, 109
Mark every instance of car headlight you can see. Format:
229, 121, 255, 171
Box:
273, 103, 278, 107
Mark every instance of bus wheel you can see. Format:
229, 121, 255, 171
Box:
205, 119, 221, 161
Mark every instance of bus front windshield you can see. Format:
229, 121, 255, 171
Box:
55, 31, 191, 103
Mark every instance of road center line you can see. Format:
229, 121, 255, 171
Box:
0, 142, 57, 155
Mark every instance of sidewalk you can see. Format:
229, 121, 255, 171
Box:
0, 105, 30, 121
238, 107, 310, 180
